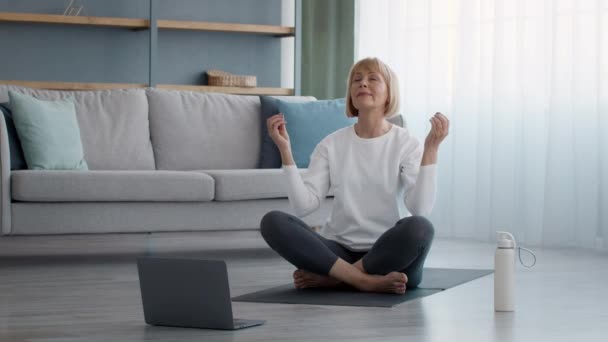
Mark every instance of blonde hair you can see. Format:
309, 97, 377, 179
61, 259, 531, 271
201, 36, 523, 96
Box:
345, 57, 400, 117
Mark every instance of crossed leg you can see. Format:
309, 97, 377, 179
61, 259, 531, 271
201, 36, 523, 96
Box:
260, 211, 434, 294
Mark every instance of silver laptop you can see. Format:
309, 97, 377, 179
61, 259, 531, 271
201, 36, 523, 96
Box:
137, 257, 265, 330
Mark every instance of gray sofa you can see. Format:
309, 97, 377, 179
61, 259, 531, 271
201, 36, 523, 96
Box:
0, 85, 334, 235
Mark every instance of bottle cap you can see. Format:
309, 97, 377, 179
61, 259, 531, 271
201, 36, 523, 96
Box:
496, 231, 516, 248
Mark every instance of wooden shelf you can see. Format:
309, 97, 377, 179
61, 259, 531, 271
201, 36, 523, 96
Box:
0, 12, 296, 95
157, 84, 294, 96
0, 12, 294, 36
0, 12, 149, 29
0, 80, 147, 91
0, 81, 294, 96
157, 20, 294, 37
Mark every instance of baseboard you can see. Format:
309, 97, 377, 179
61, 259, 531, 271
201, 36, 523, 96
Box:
0, 229, 267, 257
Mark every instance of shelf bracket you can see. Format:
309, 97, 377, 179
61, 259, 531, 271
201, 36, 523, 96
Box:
148, 0, 158, 87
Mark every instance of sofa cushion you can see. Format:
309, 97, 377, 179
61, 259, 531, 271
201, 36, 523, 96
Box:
9, 91, 88, 170
278, 98, 356, 168
258, 95, 315, 168
259, 97, 404, 169
201, 169, 333, 201
147, 88, 262, 170
0, 85, 155, 170
0, 103, 27, 170
201, 169, 285, 201
11, 170, 214, 202
387, 114, 405, 127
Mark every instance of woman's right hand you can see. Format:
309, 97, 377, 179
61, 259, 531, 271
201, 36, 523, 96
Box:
267, 113, 291, 153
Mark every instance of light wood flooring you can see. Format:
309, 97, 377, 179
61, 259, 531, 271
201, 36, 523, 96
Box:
1, 231, 607, 342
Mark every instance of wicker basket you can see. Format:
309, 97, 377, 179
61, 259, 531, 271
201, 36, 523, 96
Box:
207, 69, 257, 88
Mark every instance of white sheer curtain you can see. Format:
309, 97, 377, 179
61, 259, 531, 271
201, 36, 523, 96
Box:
356, 0, 608, 249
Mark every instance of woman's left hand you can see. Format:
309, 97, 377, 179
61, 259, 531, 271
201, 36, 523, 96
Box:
424, 112, 449, 150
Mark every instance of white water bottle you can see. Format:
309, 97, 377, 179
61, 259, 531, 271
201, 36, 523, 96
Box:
494, 231, 516, 312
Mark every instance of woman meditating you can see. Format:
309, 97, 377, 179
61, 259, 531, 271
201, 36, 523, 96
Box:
260, 57, 449, 294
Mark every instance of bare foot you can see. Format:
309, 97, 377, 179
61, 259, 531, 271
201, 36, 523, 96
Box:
359, 272, 408, 294
293, 269, 341, 289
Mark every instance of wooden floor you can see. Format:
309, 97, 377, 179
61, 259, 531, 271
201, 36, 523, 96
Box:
0, 231, 607, 342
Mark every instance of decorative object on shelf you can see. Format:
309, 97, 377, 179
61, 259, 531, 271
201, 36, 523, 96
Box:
63, 0, 87, 16
207, 70, 257, 88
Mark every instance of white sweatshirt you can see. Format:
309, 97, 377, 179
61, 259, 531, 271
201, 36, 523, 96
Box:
283, 124, 437, 251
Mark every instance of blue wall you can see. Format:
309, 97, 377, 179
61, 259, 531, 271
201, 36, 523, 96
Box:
0, 0, 284, 87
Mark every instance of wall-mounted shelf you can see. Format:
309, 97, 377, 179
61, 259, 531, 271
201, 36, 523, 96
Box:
0, 6, 299, 95
0, 81, 294, 96
0, 12, 149, 29
0, 80, 147, 91
0, 12, 295, 36
157, 84, 294, 96
157, 20, 294, 37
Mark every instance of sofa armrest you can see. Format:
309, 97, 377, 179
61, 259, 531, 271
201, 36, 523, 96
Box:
0, 113, 12, 234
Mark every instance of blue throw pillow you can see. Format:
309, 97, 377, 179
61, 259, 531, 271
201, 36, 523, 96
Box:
277, 98, 356, 168
8, 91, 88, 170
258, 96, 284, 168
258, 96, 315, 168
0, 103, 27, 170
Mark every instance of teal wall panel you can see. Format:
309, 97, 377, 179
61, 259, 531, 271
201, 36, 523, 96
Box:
0, 0, 284, 87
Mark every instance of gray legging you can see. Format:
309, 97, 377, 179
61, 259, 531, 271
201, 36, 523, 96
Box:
260, 211, 435, 288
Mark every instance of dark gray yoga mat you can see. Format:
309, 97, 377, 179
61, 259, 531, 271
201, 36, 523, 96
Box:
232, 268, 493, 308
